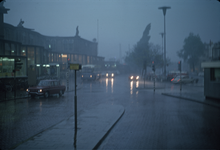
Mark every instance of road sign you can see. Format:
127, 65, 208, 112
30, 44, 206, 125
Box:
69, 63, 82, 70
178, 61, 181, 71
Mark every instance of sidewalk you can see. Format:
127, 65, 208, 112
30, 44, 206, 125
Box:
137, 80, 220, 109
14, 104, 125, 150
162, 92, 220, 109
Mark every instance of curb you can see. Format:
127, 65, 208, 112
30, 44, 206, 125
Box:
162, 93, 220, 109
93, 107, 125, 150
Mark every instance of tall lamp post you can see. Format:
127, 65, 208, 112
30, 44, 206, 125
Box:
159, 32, 164, 74
158, 6, 171, 76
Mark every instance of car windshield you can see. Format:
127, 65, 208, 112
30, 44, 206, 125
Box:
38, 81, 51, 86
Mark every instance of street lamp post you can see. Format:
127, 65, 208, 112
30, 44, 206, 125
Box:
158, 6, 171, 76
160, 32, 164, 74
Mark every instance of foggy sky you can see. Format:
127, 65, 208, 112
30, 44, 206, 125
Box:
4, 0, 220, 62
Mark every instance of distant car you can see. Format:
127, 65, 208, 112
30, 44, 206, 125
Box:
129, 75, 140, 81
171, 75, 198, 84
26, 80, 66, 98
81, 72, 100, 81
81, 65, 100, 81
106, 72, 115, 78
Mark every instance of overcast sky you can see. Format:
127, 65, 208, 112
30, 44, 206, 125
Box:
3, 0, 220, 62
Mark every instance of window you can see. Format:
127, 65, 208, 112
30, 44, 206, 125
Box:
0, 41, 3, 55
21, 46, 26, 56
4, 43, 10, 55
36, 47, 41, 64
27, 47, 35, 67
211, 68, 220, 81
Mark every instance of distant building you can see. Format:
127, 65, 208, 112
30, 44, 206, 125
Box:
0, 3, 104, 79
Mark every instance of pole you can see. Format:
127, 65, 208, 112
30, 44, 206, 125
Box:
162, 34, 164, 74
74, 70, 77, 148
164, 15, 166, 77
154, 70, 155, 92
14, 71, 16, 100
180, 67, 182, 91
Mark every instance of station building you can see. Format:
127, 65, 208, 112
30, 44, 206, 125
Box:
0, 4, 104, 79
0, 4, 104, 100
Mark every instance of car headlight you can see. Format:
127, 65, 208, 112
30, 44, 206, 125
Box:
90, 75, 92, 78
136, 76, 139, 80
106, 73, 108, 77
38, 89, 42, 93
26, 89, 29, 92
130, 76, 133, 79
111, 73, 114, 77
82, 75, 83, 78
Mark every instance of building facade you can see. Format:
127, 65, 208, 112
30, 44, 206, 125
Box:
0, 4, 104, 79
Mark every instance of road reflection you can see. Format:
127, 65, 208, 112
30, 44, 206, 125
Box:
130, 81, 133, 95
136, 81, 139, 88
106, 78, 108, 92
105, 78, 114, 93
39, 101, 42, 113
130, 81, 139, 95
111, 78, 114, 93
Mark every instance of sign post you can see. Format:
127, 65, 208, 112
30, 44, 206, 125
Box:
178, 61, 182, 91
68, 63, 81, 148
152, 61, 155, 92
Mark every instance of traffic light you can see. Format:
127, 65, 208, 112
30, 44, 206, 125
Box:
152, 61, 155, 71
67, 58, 70, 69
178, 61, 181, 71
13, 58, 23, 72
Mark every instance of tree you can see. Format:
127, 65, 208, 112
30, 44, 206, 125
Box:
177, 33, 205, 72
124, 23, 163, 73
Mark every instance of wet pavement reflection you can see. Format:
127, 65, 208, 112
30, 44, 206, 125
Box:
1, 74, 219, 150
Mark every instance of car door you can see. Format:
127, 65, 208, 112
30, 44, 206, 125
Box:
54, 81, 60, 94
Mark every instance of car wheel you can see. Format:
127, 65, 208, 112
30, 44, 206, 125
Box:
44, 92, 49, 98
59, 90, 62, 97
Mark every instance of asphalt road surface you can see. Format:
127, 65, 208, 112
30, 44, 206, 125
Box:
0, 74, 219, 149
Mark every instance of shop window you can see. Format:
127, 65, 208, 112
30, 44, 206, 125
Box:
0, 57, 14, 77
211, 68, 220, 81
15, 57, 27, 77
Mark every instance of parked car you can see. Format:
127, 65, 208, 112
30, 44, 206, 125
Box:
171, 75, 198, 84
26, 80, 66, 98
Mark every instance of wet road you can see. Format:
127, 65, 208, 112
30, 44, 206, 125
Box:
0, 74, 220, 149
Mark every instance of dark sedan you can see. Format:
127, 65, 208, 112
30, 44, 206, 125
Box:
26, 80, 66, 98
